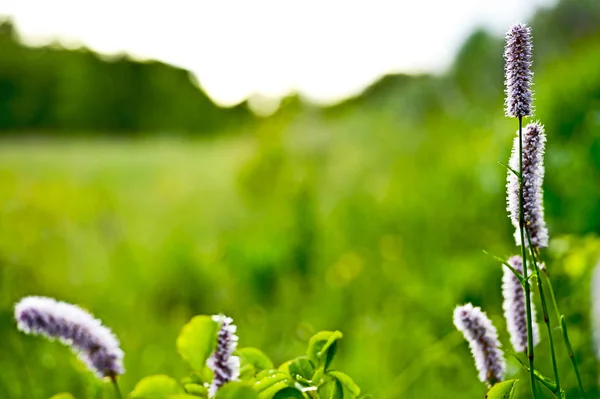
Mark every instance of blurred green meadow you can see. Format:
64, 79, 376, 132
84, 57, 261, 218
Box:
2, 1, 600, 398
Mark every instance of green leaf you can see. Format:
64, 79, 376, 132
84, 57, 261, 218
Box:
253, 370, 296, 399
238, 348, 274, 372
169, 396, 205, 399
130, 375, 183, 398
318, 378, 343, 399
49, 394, 76, 399
181, 372, 207, 386
306, 331, 343, 370
485, 380, 518, 399
183, 383, 208, 397
279, 356, 315, 383
177, 316, 219, 371
272, 387, 305, 399
512, 356, 566, 398
215, 382, 258, 399
512, 356, 557, 392
328, 372, 360, 399
482, 251, 525, 287
497, 161, 520, 179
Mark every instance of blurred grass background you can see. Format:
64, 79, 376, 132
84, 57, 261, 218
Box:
1, 0, 600, 398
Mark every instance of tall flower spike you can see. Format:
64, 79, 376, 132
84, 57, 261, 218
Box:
507, 122, 548, 248
502, 255, 540, 352
14, 296, 124, 379
504, 23, 534, 118
207, 315, 240, 398
454, 303, 506, 386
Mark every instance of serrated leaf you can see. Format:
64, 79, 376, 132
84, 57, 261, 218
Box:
272, 387, 305, 399
215, 382, 258, 399
238, 348, 274, 372
318, 378, 343, 399
328, 371, 360, 399
279, 356, 314, 383
130, 375, 183, 398
306, 331, 343, 370
49, 394, 76, 399
177, 316, 219, 371
253, 370, 296, 399
485, 380, 518, 399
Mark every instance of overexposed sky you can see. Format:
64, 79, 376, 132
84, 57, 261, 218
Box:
0, 0, 555, 107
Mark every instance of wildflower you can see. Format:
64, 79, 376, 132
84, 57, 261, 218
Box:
207, 315, 240, 397
454, 303, 506, 386
504, 23, 534, 118
14, 296, 124, 378
507, 122, 548, 248
502, 256, 540, 352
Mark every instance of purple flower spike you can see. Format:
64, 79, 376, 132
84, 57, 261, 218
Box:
454, 303, 506, 386
504, 23, 534, 118
507, 122, 548, 248
15, 296, 124, 379
502, 255, 540, 352
207, 315, 240, 398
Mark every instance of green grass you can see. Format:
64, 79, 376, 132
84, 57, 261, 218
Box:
1, 36, 600, 398
1, 127, 598, 399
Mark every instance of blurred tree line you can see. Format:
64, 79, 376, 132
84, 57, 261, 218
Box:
0, 0, 599, 135
0, 20, 252, 135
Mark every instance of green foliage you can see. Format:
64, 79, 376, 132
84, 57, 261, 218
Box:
215, 382, 258, 399
306, 331, 343, 371
48, 394, 76, 399
215, 383, 258, 399
2, 1, 600, 399
279, 357, 314, 382
177, 316, 220, 372
237, 348, 274, 374
0, 19, 253, 134
130, 375, 183, 398
112, 318, 359, 399
485, 380, 518, 399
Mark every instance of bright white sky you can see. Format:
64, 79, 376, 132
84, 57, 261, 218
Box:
0, 0, 554, 108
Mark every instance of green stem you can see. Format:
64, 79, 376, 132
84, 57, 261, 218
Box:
111, 375, 123, 399
518, 116, 538, 399
525, 229, 560, 395
560, 315, 585, 397
543, 268, 586, 397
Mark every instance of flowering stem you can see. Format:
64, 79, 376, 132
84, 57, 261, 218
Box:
111, 375, 123, 399
525, 229, 561, 395
518, 116, 538, 398
543, 268, 586, 397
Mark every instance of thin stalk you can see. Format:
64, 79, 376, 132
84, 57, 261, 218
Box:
560, 315, 585, 397
518, 116, 538, 398
110, 375, 123, 399
525, 229, 560, 395
543, 268, 586, 397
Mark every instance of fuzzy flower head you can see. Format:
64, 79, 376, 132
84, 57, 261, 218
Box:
502, 256, 540, 352
507, 122, 548, 248
454, 303, 506, 386
504, 23, 534, 118
207, 315, 240, 398
14, 296, 124, 379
